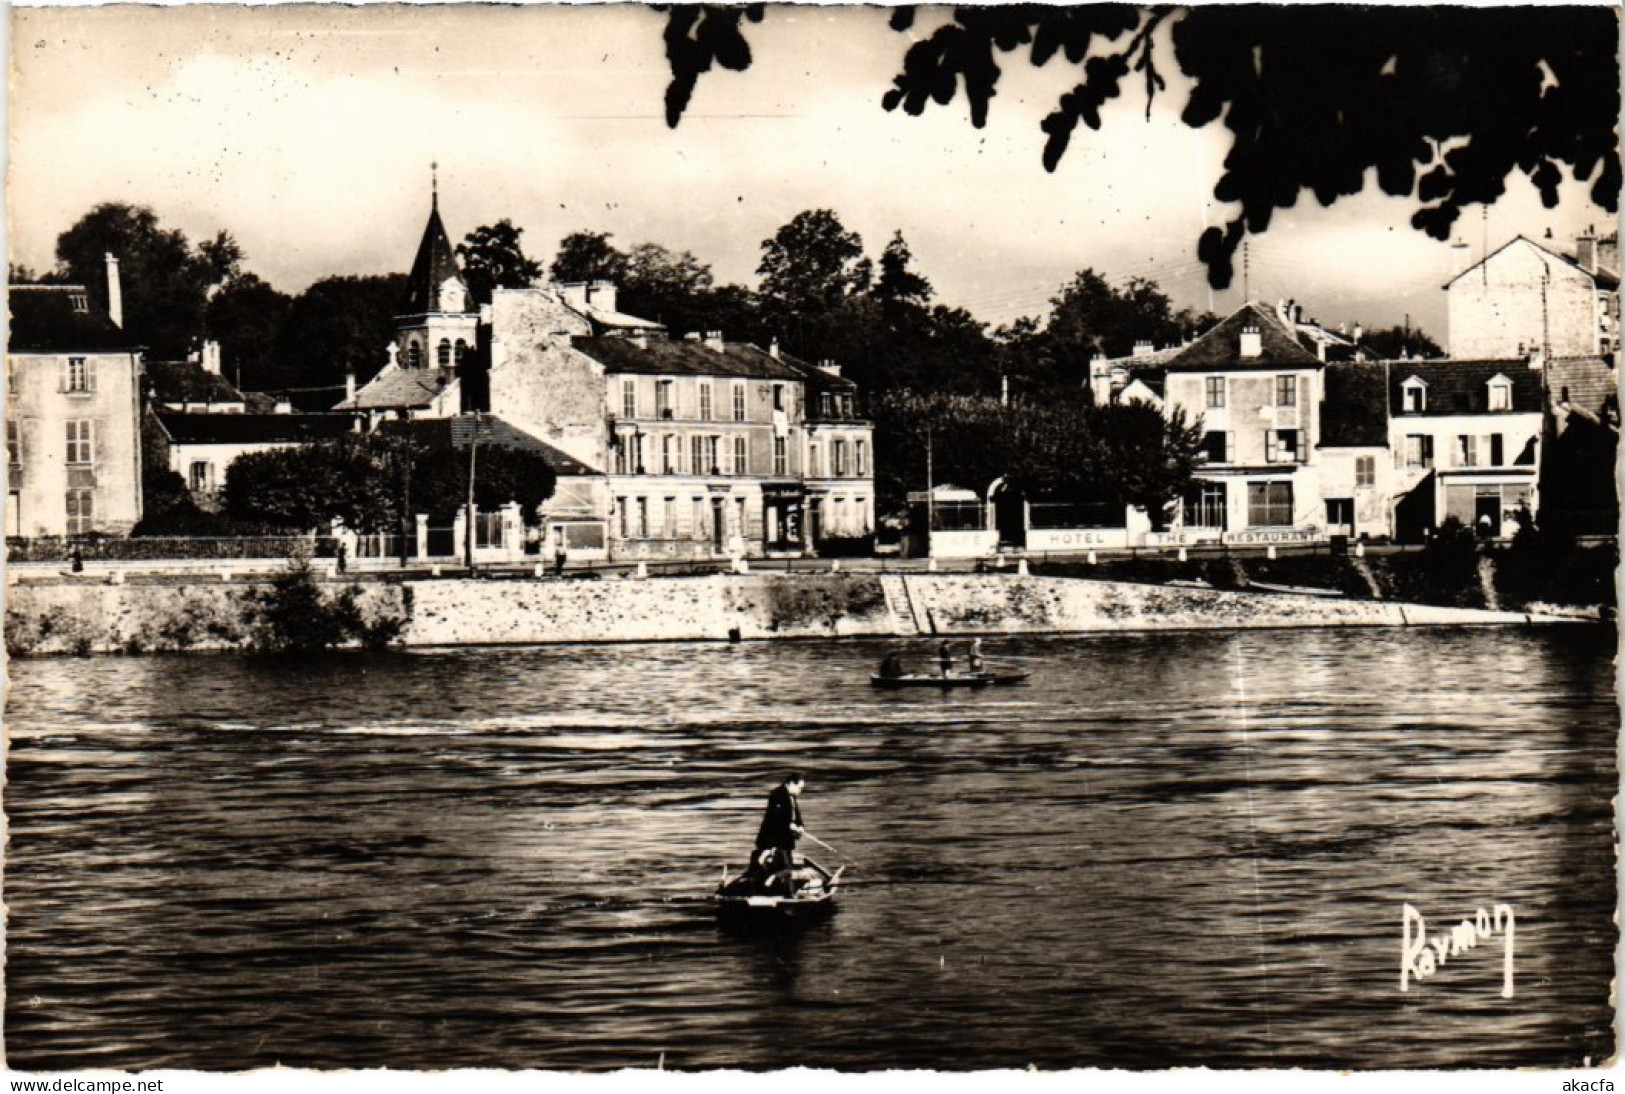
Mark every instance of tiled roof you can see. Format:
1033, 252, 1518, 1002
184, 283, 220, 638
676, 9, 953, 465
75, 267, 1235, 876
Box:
1162, 302, 1322, 372
146, 359, 245, 405
337, 365, 458, 410
577, 303, 665, 333
1549, 356, 1618, 418
573, 335, 809, 381
8, 284, 133, 353
378, 415, 598, 476
1387, 359, 1544, 416
1319, 363, 1389, 447
156, 412, 355, 445
399, 201, 470, 316
778, 353, 858, 392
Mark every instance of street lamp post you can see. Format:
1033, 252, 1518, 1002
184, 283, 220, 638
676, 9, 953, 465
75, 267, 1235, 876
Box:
464, 412, 487, 572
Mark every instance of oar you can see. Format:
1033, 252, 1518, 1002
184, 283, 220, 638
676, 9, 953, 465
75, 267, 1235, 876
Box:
801, 831, 856, 866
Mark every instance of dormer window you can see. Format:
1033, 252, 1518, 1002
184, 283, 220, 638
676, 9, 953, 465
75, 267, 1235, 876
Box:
1487, 374, 1513, 412
1401, 377, 1427, 413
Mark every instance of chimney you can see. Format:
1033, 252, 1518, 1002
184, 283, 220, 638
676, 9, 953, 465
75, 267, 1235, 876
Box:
818, 359, 841, 377
105, 253, 123, 328
1352, 323, 1363, 344
559, 282, 591, 310
704, 330, 724, 353
345, 370, 357, 403
629, 331, 648, 351
1598, 233, 1619, 278
587, 280, 618, 314
202, 340, 222, 375
1576, 228, 1597, 273
769, 338, 780, 360
1239, 325, 1263, 359
1133, 339, 1154, 357
274, 398, 293, 414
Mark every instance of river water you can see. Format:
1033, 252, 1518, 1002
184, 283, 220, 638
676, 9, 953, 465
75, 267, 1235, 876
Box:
4, 628, 1616, 1071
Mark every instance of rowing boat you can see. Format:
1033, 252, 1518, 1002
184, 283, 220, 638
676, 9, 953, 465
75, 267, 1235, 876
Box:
1248, 580, 1342, 598
869, 670, 1030, 689
715, 855, 845, 925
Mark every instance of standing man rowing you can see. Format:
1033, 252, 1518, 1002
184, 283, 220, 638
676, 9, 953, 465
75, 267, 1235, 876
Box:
752, 772, 806, 893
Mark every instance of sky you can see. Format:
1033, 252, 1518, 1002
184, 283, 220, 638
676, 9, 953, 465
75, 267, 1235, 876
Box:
7, 3, 1617, 344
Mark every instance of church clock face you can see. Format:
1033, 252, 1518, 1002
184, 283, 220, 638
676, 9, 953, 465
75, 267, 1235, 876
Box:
439, 276, 466, 313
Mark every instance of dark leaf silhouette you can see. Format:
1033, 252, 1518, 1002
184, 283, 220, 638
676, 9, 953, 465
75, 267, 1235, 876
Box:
658, 4, 1619, 289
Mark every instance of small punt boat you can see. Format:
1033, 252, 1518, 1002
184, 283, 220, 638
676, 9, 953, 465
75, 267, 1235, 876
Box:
870, 670, 1030, 689
715, 855, 845, 926
1248, 580, 1342, 598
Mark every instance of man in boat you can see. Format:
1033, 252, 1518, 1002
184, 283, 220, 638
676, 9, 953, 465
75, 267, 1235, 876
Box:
968, 638, 985, 675
751, 772, 806, 894
938, 640, 953, 678
879, 652, 905, 679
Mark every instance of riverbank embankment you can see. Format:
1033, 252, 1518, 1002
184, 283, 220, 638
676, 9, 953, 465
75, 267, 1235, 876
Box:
3, 571, 1581, 656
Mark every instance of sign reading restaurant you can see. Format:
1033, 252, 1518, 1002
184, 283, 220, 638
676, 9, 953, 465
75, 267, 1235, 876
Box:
1223, 528, 1323, 545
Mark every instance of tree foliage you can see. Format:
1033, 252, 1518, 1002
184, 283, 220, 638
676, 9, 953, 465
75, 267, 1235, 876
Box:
221, 433, 560, 532
205, 273, 292, 391
457, 220, 543, 304
550, 230, 627, 283
271, 274, 407, 401
757, 209, 872, 310
874, 231, 933, 308
659, 5, 1620, 288
54, 203, 238, 359
869, 388, 1203, 515
1360, 323, 1443, 361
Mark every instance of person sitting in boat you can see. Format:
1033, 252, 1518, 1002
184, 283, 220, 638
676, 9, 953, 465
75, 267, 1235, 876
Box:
968, 638, 985, 675
750, 772, 806, 894
879, 652, 905, 679
938, 640, 953, 678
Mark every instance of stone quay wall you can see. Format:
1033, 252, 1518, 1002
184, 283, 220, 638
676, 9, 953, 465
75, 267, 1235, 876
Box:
4, 571, 1572, 657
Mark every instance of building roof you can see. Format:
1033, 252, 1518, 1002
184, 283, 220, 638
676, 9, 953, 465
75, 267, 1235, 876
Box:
399, 198, 470, 316
146, 358, 246, 405
378, 414, 598, 476
1445, 235, 1621, 292
779, 352, 859, 392
572, 334, 810, 382
337, 364, 459, 410
8, 284, 133, 353
1387, 359, 1544, 416
1549, 356, 1619, 418
156, 412, 356, 445
1319, 363, 1389, 447
1162, 302, 1322, 372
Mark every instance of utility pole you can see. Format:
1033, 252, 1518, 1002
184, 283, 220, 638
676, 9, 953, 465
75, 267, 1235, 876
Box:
925, 423, 936, 558
464, 412, 483, 572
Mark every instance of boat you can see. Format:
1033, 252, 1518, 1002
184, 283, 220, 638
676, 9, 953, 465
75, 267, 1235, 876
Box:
715, 855, 845, 925
1247, 580, 1342, 598
869, 670, 1031, 689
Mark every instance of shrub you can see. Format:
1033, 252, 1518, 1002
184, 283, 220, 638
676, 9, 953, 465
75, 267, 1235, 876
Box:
244, 554, 405, 653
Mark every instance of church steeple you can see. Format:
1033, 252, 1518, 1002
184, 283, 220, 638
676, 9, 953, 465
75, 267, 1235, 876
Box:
400, 164, 467, 317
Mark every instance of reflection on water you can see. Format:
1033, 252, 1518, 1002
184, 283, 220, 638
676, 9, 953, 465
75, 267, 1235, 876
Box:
4, 628, 1616, 1070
